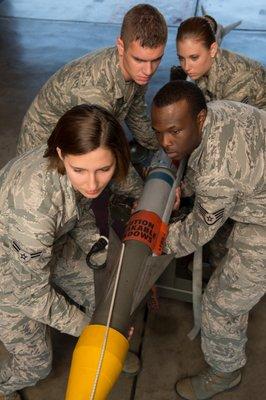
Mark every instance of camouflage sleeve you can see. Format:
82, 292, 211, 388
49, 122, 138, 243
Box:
125, 88, 159, 150
7, 204, 89, 337
69, 198, 100, 253
182, 166, 195, 197
164, 175, 237, 257
18, 89, 60, 155
18, 85, 118, 156
71, 86, 114, 113
251, 66, 266, 110
224, 66, 266, 110
110, 163, 144, 199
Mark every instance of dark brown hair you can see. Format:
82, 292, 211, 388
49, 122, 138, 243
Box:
153, 80, 207, 118
177, 16, 216, 49
120, 4, 167, 49
203, 15, 217, 35
44, 104, 130, 182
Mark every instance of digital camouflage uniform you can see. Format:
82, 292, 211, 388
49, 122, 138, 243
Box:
0, 146, 142, 395
195, 48, 266, 267
164, 101, 266, 372
17, 47, 158, 155
196, 48, 266, 110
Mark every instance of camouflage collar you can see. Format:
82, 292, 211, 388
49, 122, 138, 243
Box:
112, 47, 143, 99
196, 48, 225, 101
57, 172, 81, 221
206, 48, 222, 94
111, 47, 126, 99
188, 109, 212, 171
209, 48, 230, 91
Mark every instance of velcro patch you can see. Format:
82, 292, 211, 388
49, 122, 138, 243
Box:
12, 240, 42, 263
198, 204, 224, 225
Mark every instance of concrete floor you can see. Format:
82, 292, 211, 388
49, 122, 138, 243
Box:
0, 0, 265, 399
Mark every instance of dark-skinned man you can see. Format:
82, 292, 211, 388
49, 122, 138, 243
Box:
151, 80, 266, 400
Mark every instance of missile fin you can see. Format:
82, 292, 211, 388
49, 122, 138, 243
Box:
221, 21, 242, 38
200, 5, 207, 15
131, 254, 174, 313
200, 6, 242, 44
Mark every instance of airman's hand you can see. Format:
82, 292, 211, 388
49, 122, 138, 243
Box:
173, 186, 181, 210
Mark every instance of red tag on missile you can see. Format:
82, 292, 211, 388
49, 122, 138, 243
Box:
124, 210, 168, 256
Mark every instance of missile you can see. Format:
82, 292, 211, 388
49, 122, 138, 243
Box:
65, 150, 186, 400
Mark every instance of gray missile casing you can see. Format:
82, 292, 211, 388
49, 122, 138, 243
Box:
91, 152, 186, 336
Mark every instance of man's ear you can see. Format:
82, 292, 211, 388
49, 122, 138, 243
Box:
210, 41, 218, 58
197, 109, 207, 130
116, 37, 125, 57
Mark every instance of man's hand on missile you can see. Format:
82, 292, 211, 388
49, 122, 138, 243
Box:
127, 326, 134, 340
133, 185, 181, 213
131, 200, 138, 214
147, 285, 160, 312
173, 186, 182, 210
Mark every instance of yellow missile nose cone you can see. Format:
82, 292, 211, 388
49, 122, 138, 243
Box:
65, 324, 129, 400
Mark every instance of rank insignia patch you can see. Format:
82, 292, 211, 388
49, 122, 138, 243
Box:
12, 240, 42, 262
198, 204, 224, 226
241, 96, 250, 104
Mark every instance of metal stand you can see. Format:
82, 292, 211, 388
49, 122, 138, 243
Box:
156, 258, 193, 303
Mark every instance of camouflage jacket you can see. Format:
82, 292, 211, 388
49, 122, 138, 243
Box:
17, 47, 158, 155
196, 48, 266, 110
0, 146, 142, 334
165, 101, 266, 257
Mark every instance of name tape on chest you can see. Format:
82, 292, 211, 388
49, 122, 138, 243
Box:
198, 203, 224, 226
12, 240, 42, 263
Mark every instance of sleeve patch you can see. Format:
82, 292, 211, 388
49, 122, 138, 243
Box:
12, 240, 42, 263
241, 96, 250, 104
198, 204, 224, 225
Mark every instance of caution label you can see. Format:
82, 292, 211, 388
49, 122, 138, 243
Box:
124, 210, 168, 255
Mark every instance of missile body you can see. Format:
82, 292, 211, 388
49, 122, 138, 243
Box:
65, 151, 186, 400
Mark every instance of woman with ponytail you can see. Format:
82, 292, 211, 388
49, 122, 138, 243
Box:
172, 16, 265, 109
